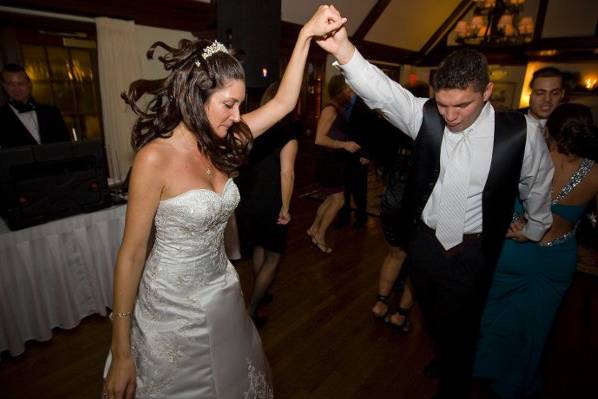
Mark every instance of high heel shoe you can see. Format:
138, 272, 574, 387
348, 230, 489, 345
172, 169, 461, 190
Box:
311, 237, 332, 254
372, 294, 390, 320
383, 307, 412, 334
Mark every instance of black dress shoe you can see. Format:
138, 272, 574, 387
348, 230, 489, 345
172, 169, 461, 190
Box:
423, 358, 440, 379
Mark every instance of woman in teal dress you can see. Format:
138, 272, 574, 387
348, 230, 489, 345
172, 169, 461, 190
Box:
474, 103, 598, 399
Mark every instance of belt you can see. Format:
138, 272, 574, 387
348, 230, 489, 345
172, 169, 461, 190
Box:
417, 222, 482, 256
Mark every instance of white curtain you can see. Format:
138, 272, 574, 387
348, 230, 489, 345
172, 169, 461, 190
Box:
96, 17, 140, 180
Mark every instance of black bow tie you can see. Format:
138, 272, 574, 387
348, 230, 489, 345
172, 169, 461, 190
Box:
9, 99, 36, 113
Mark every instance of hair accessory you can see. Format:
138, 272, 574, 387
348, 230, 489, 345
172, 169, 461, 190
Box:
201, 40, 229, 60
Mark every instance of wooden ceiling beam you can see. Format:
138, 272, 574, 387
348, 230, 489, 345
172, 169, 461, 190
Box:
353, 0, 391, 41
533, 0, 549, 43
418, 0, 474, 56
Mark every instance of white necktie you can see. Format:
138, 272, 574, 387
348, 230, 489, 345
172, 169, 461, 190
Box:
435, 131, 472, 250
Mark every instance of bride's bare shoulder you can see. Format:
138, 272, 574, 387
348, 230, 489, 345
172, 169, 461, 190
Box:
133, 138, 176, 171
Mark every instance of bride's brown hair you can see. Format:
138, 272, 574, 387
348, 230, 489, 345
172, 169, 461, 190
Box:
123, 39, 252, 174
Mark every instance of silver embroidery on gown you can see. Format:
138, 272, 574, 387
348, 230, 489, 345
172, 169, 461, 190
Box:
104, 179, 273, 398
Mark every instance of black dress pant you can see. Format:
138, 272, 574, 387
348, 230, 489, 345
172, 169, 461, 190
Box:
408, 224, 495, 399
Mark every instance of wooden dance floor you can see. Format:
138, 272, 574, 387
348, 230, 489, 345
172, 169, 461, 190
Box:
1, 194, 597, 399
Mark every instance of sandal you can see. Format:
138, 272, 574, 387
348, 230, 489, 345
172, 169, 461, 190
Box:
372, 294, 390, 319
384, 307, 412, 334
311, 238, 332, 254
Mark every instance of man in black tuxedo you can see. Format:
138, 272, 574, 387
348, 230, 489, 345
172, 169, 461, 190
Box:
1, 63, 70, 148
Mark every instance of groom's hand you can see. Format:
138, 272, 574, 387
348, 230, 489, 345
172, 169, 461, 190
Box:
303, 5, 347, 42
313, 10, 355, 64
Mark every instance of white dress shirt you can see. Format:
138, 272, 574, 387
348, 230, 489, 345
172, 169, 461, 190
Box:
525, 112, 547, 131
9, 104, 41, 144
334, 50, 554, 241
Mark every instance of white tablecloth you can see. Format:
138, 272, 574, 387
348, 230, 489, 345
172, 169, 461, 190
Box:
0, 205, 126, 356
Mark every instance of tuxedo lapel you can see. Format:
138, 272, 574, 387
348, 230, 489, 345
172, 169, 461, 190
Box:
0, 105, 38, 146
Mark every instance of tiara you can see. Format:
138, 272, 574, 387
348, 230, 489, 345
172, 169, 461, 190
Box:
201, 40, 229, 60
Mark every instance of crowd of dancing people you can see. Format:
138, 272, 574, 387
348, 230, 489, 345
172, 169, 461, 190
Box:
101, 5, 597, 399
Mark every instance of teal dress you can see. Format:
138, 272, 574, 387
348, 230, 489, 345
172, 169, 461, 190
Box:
474, 159, 594, 399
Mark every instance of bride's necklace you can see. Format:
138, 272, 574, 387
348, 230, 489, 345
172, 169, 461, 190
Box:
200, 155, 214, 178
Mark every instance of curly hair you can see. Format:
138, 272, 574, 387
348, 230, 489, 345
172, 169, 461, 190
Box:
546, 103, 598, 161
432, 48, 489, 93
123, 39, 253, 174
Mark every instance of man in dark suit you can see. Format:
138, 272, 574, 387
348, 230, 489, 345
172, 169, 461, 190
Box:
1, 63, 70, 148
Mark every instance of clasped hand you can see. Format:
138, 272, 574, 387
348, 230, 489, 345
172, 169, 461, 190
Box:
303, 5, 347, 41
505, 217, 529, 242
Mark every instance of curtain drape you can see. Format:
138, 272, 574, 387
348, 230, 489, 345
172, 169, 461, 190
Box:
95, 17, 140, 180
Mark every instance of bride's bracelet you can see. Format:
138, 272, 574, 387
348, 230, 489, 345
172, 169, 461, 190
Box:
109, 311, 132, 321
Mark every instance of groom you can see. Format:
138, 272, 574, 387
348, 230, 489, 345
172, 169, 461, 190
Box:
316, 15, 553, 399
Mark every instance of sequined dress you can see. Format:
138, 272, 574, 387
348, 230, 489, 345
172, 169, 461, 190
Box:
474, 159, 594, 399
104, 178, 273, 399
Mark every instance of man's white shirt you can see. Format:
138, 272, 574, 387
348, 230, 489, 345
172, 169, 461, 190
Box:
334, 50, 554, 241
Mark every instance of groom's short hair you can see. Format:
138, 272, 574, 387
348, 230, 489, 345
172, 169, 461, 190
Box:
432, 48, 489, 93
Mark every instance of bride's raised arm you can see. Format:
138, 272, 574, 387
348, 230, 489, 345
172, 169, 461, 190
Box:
242, 5, 346, 137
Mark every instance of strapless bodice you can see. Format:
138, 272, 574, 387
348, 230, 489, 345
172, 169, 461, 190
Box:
147, 178, 240, 284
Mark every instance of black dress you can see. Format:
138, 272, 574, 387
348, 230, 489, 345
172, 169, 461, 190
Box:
236, 121, 297, 256
315, 103, 350, 194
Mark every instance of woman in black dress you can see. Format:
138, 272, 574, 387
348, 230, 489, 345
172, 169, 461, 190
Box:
306, 75, 360, 253
236, 82, 299, 321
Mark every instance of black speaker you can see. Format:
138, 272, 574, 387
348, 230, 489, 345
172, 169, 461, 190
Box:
0, 140, 111, 230
217, 0, 280, 89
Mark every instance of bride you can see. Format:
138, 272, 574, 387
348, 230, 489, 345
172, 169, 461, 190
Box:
102, 6, 346, 399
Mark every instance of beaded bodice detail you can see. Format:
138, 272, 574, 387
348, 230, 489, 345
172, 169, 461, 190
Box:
512, 158, 594, 247
147, 178, 239, 285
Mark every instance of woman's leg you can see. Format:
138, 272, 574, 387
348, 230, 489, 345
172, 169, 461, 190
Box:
252, 246, 265, 276
312, 192, 344, 248
307, 196, 333, 237
373, 246, 407, 317
249, 248, 281, 316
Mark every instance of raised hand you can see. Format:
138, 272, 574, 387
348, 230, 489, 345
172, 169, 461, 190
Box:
303, 5, 347, 41
312, 6, 354, 64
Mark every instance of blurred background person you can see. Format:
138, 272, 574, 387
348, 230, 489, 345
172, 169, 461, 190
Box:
523, 67, 565, 130
0, 63, 70, 148
306, 74, 360, 253
372, 82, 430, 333
236, 81, 299, 324
336, 95, 371, 230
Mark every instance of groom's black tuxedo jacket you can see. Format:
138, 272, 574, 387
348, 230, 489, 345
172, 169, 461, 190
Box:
0, 102, 70, 148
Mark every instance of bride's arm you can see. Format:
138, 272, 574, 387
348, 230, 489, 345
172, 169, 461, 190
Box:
243, 5, 346, 137
104, 146, 166, 399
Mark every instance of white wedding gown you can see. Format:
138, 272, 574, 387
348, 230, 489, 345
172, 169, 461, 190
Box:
104, 178, 273, 398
